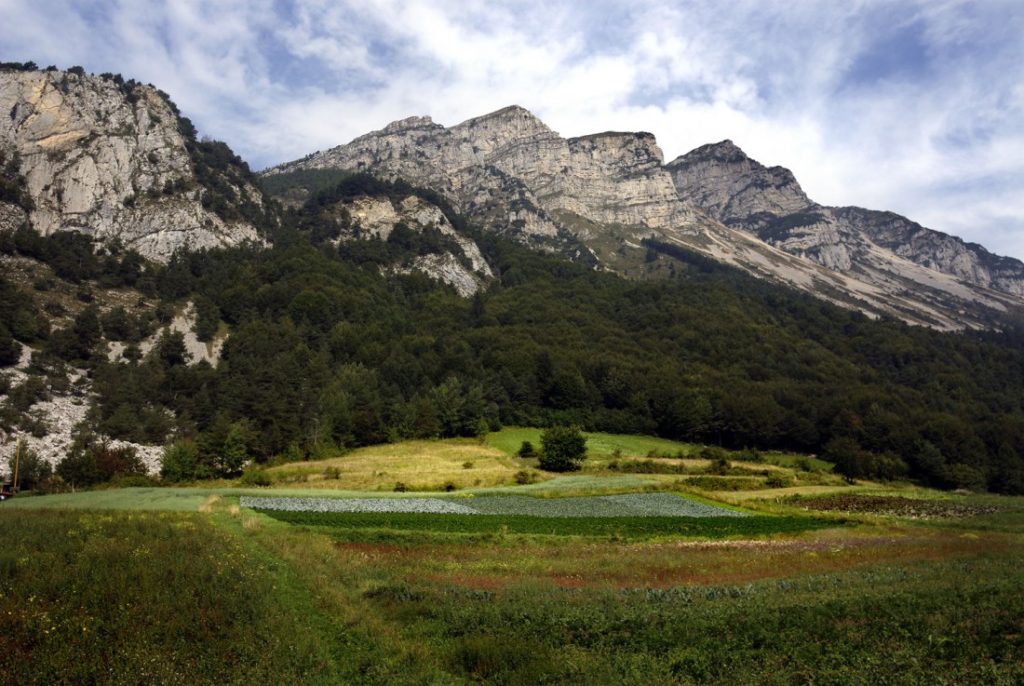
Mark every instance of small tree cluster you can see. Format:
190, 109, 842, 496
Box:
538, 425, 587, 472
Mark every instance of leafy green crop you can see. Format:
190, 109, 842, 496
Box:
260, 510, 835, 538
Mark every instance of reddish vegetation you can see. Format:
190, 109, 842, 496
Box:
337, 532, 1017, 591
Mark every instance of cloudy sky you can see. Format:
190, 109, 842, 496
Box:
3, 0, 1023, 258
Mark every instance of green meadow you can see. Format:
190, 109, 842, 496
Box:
2, 433, 1023, 684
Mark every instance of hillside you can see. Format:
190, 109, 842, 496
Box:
0, 65, 1022, 497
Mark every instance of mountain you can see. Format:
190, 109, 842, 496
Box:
668, 139, 1024, 293
266, 106, 1024, 330
0, 65, 269, 260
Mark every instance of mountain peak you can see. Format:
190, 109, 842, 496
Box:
670, 139, 750, 166
381, 115, 439, 134
456, 104, 552, 133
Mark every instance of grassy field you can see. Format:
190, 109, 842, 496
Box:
264, 438, 537, 491
3, 431, 1023, 683
0, 509, 356, 684
486, 427, 701, 458
144, 429, 852, 497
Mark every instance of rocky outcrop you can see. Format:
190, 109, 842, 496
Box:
0, 201, 26, 233
0, 354, 164, 477
267, 106, 705, 243
0, 67, 263, 261
667, 140, 811, 229
268, 105, 1024, 330
667, 141, 1024, 299
341, 194, 492, 296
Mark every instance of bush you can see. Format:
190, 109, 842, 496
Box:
538, 425, 587, 472
6, 444, 51, 491
517, 441, 536, 458
514, 470, 538, 485
707, 456, 731, 475
765, 473, 793, 488
0, 323, 20, 366
160, 439, 205, 483
239, 467, 272, 487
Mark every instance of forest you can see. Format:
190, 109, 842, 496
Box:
2, 172, 1024, 494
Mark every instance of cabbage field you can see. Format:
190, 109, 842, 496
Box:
239, 492, 747, 517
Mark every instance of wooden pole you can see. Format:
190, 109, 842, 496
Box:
12, 436, 22, 494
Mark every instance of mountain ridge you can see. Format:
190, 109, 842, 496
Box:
266, 104, 1024, 330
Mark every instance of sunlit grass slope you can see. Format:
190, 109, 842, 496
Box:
265, 438, 539, 491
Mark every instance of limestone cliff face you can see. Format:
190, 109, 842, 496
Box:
337, 193, 492, 296
667, 140, 1024, 300
0, 68, 263, 260
268, 105, 1024, 330
267, 106, 704, 243
668, 140, 811, 228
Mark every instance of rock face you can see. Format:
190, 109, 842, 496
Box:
268, 106, 706, 245
667, 141, 1024, 298
268, 107, 1024, 329
669, 140, 811, 228
338, 193, 493, 296
0, 68, 263, 261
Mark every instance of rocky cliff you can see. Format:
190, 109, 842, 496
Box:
667, 141, 1024, 298
341, 193, 493, 296
0, 66, 266, 260
268, 106, 707, 245
268, 107, 1024, 329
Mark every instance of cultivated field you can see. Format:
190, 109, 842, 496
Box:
2, 431, 1022, 684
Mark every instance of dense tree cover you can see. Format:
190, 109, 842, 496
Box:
3, 177, 1024, 491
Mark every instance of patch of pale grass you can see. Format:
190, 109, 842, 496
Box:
242, 515, 261, 531
198, 495, 221, 513
228, 504, 241, 517
265, 439, 535, 491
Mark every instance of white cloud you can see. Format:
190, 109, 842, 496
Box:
1, 0, 1022, 258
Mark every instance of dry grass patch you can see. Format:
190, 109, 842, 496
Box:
266, 439, 540, 491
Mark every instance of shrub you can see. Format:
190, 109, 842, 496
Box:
108, 473, 160, 488
517, 441, 536, 458
0, 323, 21, 366
239, 467, 272, 487
6, 444, 51, 490
160, 439, 205, 483
514, 470, 537, 485
707, 456, 731, 475
538, 425, 587, 472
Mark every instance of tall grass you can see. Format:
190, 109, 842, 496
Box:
0, 509, 343, 685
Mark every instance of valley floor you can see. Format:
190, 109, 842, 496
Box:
2, 477, 1022, 685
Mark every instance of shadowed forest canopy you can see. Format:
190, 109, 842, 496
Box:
3, 174, 1024, 494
